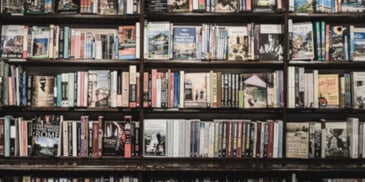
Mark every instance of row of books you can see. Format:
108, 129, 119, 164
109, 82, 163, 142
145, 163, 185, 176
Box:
0, 62, 139, 108
286, 117, 360, 159
145, 0, 283, 13
1, 0, 140, 15
289, 0, 365, 13
1, 176, 138, 182
0, 23, 139, 60
143, 69, 284, 109
143, 119, 284, 158
289, 21, 365, 62
0, 114, 140, 158
148, 178, 286, 182
287, 66, 365, 109
144, 22, 284, 61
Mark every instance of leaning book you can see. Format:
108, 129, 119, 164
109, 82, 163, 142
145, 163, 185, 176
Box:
290, 22, 314, 61
0, 25, 25, 58
143, 119, 167, 157
32, 115, 62, 156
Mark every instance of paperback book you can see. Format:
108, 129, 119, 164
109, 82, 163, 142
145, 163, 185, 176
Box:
243, 73, 267, 108
172, 26, 197, 60
286, 122, 309, 159
294, 0, 314, 13
322, 121, 349, 158
352, 72, 365, 109
317, 74, 340, 108
99, 0, 118, 14
252, 0, 276, 12
351, 27, 365, 61
56, 0, 79, 13
290, 22, 314, 60
184, 72, 207, 108
147, 22, 170, 60
255, 24, 284, 61
328, 25, 349, 61
341, 0, 365, 12
87, 70, 110, 108
32, 75, 55, 107
103, 120, 126, 156
31, 26, 50, 59
226, 26, 248, 61
118, 25, 137, 59
143, 119, 167, 157
0, 25, 25, 58
167, 0, 189, 12
214, 0, 239, 12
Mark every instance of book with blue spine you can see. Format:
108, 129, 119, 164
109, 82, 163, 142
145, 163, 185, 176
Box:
173, 26, 197, 60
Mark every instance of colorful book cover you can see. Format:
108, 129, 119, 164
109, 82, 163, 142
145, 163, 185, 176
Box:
256, 24, 284, 61
32, 75, 55, 107
294, 0, 314, 13
329, 25, 349, 62
317, 74, 339, 108
243, 73, 267, 108
315, 0, 331, 13
168, 0, 189, 12
32, 115, 62, 156
341, 0, 365, 12
31, 26, 50, 59
226, 26, 248, 61
99, 0, 118, 14
87, 70, 110, 107
290, 22, 314, 60
147, 22, 170, 60
184, 72, 207, 108
143, 119, 167, 157
0, 25, 25, 58
252, 0, 276, 12
172, 26, 197, 60
103, 120, 126, 156
118, 25, 137, 59
214, 0, 239, 12
351, 27, 365, 61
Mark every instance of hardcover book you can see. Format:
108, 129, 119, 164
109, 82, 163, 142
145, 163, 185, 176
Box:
143, 119, 167, 157
103, 120, 126, 156
322, 121, 349, 158
351, 27, 365, 61
87, 70, 110, 108
168, 0, 189, 12
214, 0, 239, 12
290, 22, 314, 60
118, 25, 137, 59
147, 22, 170, 60
184, 72, 207, 108
252, 0, 276, 12
32, 75, 55, 107
0, 25, 25, 58
32, 115, 62, 156
255, 24, 284, 61
243, 73, 267, 108
286, 122, 309, 159
172, 26, 197, 60
226, 26, 248, 61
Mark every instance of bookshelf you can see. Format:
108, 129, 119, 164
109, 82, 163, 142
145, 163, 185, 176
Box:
2, 0, 365, 181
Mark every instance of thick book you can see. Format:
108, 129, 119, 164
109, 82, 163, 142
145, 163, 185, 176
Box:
226, 26, 248, 61
143, 119, 167, 157
32, 115, 62, 156
214, 0, 239, 12
87, 70, 110, 108
172, 26, 197, 60
243, 73, 267, 108
290, 22, 314, 60
286, 122, 309, 159
0, 25, 25, 58
184, 72, 207, 108
32, 75, 55, 107
147, 22, 170, 60
255, 24, 284, 61
322, 121, 349, 158
118, 25, 137, 59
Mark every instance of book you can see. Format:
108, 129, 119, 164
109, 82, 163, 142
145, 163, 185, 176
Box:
341, 0, 365, 12
315, 0, 332, 13
168, 0, 189, 12
87, 70, 111, 107
286, 122, 309, 159
290, 22, 314, 60
328, 25, 349, 61
317, 74, 339, 108
1, 0, 25, 15
255, 24, 284, 61
352, 72, 365, 109
56, 0, 79, 13
32, 75, 55, 107
31, 26, 50, 59
118, 25, 137, 59
351, 27, 365, 61
294, 0, 314, 13
102, 120, 126, 156
226, 26, 248, 61
147, 22, 171, 60
243, 73, 267, 108
184, 72, 207, 108
252, 0, 276, 12
322, 121, 349, 158
0, 25, 25, 58
172, 26, 197, 60
32, 115, 62, 156
143, 119, 167, 157
99, 0, 118, 14
145, 0, 168, 12
214, 0, 239, 12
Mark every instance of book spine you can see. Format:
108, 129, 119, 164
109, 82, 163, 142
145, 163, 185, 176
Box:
129, 65, 137, 108
0, 119, 4, 156
124, 115, 132, 158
